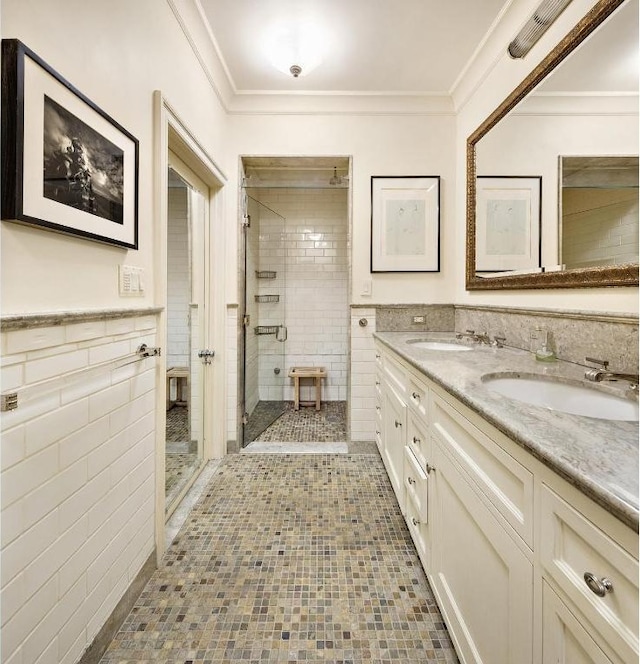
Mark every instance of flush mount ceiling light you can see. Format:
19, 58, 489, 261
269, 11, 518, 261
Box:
508, 0, 574, 58
266, 20, 325, 78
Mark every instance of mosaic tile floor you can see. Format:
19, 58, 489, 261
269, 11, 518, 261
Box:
167, 405, 190, 443
244, 401, 288, 445
255, 401, 348, 443
101, 454, 458, 663
166, 453, 201, 509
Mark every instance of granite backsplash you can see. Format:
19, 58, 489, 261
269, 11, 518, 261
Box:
367, 303, 638, 374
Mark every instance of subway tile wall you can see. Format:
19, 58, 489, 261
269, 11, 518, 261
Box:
562, 189, 639, 269
350, 308, 377, 442
256, 188, 349, 403
0, 314, 157, 664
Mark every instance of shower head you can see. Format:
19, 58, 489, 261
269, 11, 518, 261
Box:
329, 167, 342, 186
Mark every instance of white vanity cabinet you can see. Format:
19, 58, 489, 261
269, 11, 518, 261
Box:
375, 347, 407, 513
373, 340, 639, 664
430, 390, 534, 664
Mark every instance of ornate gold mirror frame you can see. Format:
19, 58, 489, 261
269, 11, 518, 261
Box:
466, 0, 639, 290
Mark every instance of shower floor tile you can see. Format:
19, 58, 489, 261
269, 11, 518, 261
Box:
255, 401, 348, 443
100, 453, 458, 663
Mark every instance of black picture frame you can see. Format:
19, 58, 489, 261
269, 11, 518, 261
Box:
2, 39, 139, 249
370, 175, 441, 273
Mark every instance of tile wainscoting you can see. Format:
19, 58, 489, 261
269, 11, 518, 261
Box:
1, 307, 161, 664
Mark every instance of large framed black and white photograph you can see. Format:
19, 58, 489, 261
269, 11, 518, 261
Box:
371, 176, 440, 272
2, 39, 139, 248
475, 176, 541, 273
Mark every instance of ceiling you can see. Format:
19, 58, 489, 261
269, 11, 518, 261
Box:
197, 0, 508, 94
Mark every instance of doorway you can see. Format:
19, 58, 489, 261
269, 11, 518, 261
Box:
239, 156, 351, 448
165, 154, 208, 514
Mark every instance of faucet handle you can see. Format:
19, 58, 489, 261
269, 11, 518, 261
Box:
585, 357, 609, 370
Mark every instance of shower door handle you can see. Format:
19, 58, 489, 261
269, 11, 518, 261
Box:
276, 325, 287, 342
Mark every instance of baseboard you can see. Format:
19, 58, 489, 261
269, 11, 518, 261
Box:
78, 550, 157, 664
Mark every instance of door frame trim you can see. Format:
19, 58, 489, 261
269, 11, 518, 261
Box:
153, 91, 227, 559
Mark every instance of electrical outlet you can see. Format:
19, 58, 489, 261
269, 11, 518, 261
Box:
412, 315, 425, 324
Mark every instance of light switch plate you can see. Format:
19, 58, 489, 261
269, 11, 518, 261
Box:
119, 265, 145, 296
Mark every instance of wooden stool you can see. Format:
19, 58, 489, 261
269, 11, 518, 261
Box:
288, 366, 327, 411
166, 367, 189, 410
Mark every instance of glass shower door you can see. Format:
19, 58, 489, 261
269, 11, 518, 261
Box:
242, 194, 287, 446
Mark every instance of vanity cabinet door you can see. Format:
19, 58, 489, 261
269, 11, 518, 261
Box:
430, 439, 533, 664
382, 380, 406, 514
543, 581, 620, 664
540, 485, 638, 663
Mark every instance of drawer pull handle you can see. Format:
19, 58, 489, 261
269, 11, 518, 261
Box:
426, 463, 435, 474
376, 406, 381, 411
412, 436, 420, 445
376, 381, 380, 386
376, 354, 381, 359
411, 517, 420, 526
408, 477, 415, 485
412, 392, 420, 400
394, 420, 402, 428
583, 573, 613, 597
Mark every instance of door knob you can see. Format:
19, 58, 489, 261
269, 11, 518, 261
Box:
197, 349, 215, 364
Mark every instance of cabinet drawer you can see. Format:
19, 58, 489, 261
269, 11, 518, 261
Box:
541, 485, 638, 663
404, 446, 428, 522
407, 372, 429, 419
431, 393, 534, 547
407, 410, 429, 472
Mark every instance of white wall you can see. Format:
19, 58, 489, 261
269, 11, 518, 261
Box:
0, 2, 229, 663
1, 0, 229, 313
453, 0, 638, 314
228, 113, 457, 307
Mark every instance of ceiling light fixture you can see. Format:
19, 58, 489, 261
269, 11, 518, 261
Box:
266, 20, 324, 78
508, 0, 574, 58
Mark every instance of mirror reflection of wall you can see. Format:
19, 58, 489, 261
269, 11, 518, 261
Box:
560, 156, 639, 269
474, 0, 638, 278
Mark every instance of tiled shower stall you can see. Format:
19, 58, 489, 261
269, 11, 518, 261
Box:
244, 186, 349, 421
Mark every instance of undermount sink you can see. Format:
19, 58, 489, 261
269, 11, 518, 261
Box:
407, 339, 473, 351
482, 372, 639, 422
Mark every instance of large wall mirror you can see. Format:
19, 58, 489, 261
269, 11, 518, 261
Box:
466, 0, 639, 289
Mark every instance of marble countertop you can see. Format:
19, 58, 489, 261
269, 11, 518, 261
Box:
374, 331, 639, 531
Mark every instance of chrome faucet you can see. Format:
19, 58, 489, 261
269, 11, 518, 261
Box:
455, 329, 491, 344
584, 357, 639, 393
